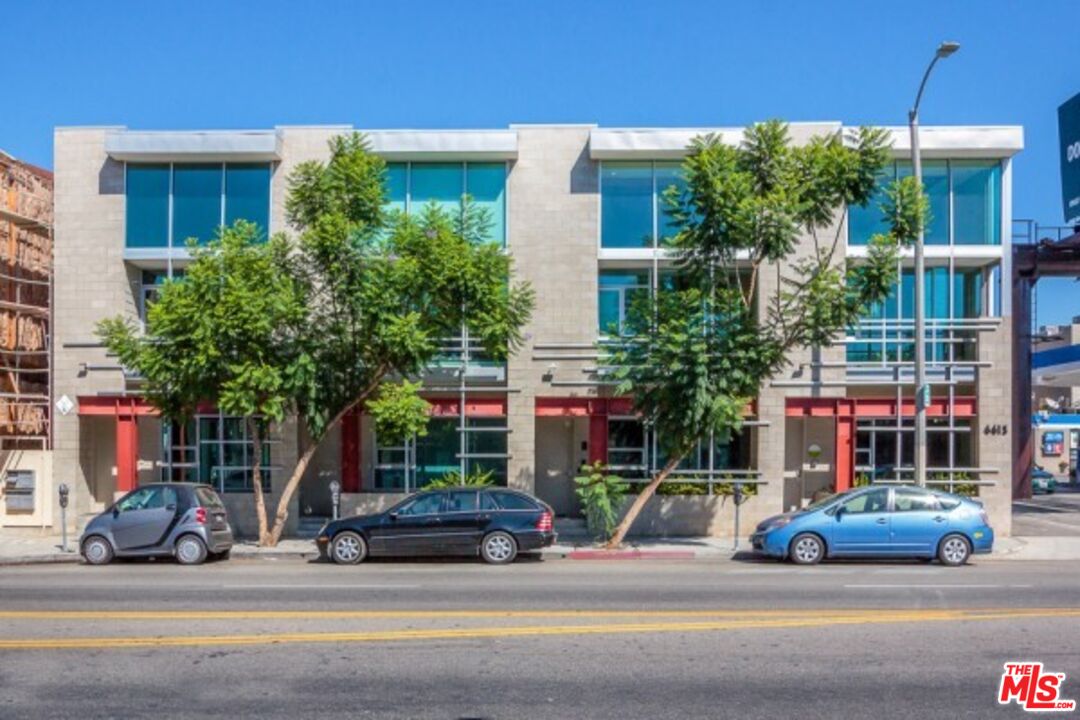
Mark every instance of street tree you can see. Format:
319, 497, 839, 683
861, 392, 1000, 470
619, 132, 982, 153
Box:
604, 121, 926, 548
98, 221, 306, 545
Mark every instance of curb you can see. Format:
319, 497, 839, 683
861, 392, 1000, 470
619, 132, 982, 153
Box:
0, 553, 81, 566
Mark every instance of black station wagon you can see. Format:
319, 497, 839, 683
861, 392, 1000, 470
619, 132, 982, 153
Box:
316, 487, 556, 565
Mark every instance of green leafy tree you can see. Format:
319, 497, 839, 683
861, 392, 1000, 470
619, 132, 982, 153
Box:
98, 221, 307, 545
101, 134, 533, 546
604, 121, 926, 548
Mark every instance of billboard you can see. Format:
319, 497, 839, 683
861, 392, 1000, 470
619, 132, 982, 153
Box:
1061, 92, 1080, 225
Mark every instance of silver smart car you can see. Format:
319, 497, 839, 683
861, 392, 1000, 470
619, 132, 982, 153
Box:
80, 483, 233, 565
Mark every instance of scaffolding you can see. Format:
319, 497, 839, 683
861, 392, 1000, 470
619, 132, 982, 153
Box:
0, 150, 53, 451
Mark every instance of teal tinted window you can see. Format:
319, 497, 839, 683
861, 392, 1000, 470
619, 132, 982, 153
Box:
224, 164, 270, 233
126, 165, 170, 248
898, 160, 949, 245
414, 418, 458, 488
954, 269, 983, 318
655, 162, 686, 245
848, 167, 894, 246
602, 163, 653, 248
953, 161, 1000, 245
173, 165, 223, 246
598, 270, 649, 335
465, 417, 507, 485
465, 163, 506, 245
385, 163, 407, 215
411, 163, 462, 220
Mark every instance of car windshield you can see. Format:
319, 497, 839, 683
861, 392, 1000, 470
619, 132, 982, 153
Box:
803, 492, 842, 512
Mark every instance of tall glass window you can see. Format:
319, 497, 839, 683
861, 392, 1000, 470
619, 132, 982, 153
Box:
160, 413, 274, 492
654, 162, 687, 245
598, 270, 650, 336
373, 413, 508, 492
224, 164, 271, 233
848, 159, 1000, 246
952, 161, 1001, 245
125, 165, 170, 248
601, 163, 654, 248
172, 164, 223, 246
383, 162, 506, 245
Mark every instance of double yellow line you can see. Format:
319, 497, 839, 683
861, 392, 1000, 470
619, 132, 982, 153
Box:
0, 607, 1075, 651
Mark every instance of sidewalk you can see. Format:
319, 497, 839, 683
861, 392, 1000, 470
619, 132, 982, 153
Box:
3, 531, 1080, 565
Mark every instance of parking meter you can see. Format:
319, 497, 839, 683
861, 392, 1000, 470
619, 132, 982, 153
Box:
329, 479, 341, 521
58, 483, 70, 552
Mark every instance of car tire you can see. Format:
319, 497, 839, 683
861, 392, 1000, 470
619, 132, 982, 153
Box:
480, 531, 518, 565
82, 536, 114, 566
175, 534, 208, 566
937, 534, 971, 567
331, 531, 367, 565
788, 533, 825, 565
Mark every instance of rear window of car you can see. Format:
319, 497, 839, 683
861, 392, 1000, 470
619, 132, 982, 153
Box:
491, 491, 539, 511
195, 487, 225, 508
937, 496, 962, 511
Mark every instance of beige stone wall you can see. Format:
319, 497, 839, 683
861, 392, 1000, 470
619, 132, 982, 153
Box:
978, 321, 1014, 535
505, 126, 600, 494
52, 128, 132, 530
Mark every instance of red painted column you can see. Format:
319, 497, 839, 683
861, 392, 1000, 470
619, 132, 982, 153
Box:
835, 416, 854, 493
587, 408, 608, 466
340, 408, 361, 493
115, 415, 139, 493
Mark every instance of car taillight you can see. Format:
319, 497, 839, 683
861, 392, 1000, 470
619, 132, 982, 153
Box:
536, 511, 553, 532
194, 507, 207, 525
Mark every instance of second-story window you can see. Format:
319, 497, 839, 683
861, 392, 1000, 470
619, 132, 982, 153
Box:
848, 159, 1001, 247
385, 162, 506, 246
600, 161, 686, 249
125, 163, 271, 249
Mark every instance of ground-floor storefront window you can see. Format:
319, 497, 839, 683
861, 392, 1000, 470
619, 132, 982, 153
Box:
606, 417, 752, 483
854, 417, 973, 485
160, 414, 275, 493
374, 416, 509, 492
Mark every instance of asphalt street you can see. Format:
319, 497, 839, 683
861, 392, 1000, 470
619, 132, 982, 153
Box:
1, 557, 1078, 719
1013, 486, 1080, 536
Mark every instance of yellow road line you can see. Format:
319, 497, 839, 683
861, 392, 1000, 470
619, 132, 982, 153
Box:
0, 607, 1077, 621
0, 608, 1076, 651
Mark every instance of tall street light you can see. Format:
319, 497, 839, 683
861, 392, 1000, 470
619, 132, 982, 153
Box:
910, 41, 960, 487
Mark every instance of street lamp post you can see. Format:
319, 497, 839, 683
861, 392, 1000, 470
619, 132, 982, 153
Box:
910, 41, 959, 487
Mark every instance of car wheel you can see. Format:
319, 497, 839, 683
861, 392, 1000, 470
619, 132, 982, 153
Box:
938, 534, 971, 567
175, 535, 208, 566
82, 536, 114, 566
481, 531, 518, 565
789, 533, 824, 565
331, 531, 367, 565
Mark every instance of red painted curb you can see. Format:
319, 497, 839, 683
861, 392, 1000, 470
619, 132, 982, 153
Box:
566, 550, 697, 560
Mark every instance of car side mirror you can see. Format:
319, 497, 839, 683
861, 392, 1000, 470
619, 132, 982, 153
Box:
832, 506, 845, 519
112, 507, 120, 518
389, 512, 399, 521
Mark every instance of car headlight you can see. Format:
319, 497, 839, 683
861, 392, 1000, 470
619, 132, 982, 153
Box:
758, 516, 793, 533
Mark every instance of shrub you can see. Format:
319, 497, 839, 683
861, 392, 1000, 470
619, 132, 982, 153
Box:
574, 462, 629, 542
425, 468, 496, 489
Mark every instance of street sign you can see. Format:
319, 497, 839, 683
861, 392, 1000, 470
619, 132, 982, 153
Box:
1060, 92, 1080, 225
55, 394, 75, 416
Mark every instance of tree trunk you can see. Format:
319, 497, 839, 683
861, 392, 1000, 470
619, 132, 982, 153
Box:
605, 456, 682, 549
264, 399, 364, 546
248, 418, 271, 547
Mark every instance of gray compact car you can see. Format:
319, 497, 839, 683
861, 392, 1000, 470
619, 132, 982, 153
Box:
80, 483, 233, 566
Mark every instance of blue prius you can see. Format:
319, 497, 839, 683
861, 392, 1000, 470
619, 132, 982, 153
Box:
750, 485, 993, 566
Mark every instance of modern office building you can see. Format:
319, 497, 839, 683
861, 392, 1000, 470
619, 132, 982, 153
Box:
51, 122, 1021, 537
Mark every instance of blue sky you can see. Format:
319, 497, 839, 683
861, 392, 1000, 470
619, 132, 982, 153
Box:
5, 1, 1078, 324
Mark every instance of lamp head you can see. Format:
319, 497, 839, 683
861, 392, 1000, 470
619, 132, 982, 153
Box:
936, 41, 960, 58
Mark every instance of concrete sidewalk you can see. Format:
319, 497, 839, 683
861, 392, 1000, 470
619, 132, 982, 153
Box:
2, 531, 1079, 565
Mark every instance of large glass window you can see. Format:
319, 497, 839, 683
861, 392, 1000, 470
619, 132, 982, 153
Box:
601, 163, 656, 248
848, 159, 1001, 246
126, 163, 271, 250
605, 417, 751, 482
372, 411, 509, 493
224, 164, 271, 233
952, 161, 1001, 245
125, 165, 170, 248
172, 164, 223, 246
383, 162, 506, 245
160, 414, 273, 493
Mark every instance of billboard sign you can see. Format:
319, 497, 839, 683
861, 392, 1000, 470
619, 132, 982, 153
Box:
1061, 92, 1080, 225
